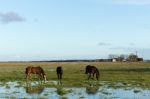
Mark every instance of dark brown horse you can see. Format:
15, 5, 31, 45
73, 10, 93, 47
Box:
85, 65, 100, 80
56, 66, 63, 80
25, 66, 47, 81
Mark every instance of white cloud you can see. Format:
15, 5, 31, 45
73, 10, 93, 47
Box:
0, 12, 25, 24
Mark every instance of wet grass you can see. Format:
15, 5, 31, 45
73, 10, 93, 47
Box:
133, 89, 141, 93
79, 96, 85, 99
61, 96, 68, 99
0, 62, 150, 88
44, 93, 49, 96
56, 87, 70, 96
5, 84, 10, 89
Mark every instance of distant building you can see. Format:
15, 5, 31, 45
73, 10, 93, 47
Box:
112, 58, 117, 62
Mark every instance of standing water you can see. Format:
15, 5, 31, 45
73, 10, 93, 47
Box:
0, 81, 149, 99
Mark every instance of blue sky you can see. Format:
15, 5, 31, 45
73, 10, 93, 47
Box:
0, 0, 150, 61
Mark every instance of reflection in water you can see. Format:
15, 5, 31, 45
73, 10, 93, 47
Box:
56, 86, 70, 96
86, 81, 99, 94
86, 86, 99, 94
57, 80, 62, 85
56, 87, 64, 95
25, 81, 45, 94
0, 81, 149, 99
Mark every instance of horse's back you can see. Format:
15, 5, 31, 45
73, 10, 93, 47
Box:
85, 65, 99, 74
85, 65, 93, 73
33, 66, 44, 74
92, 66, 99, 73
25, 66, 44, 74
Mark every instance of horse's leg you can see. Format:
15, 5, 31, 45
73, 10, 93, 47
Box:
60, 74, 62, 85
27, 74, 31, 82
57, 74, 59, 85
26, 74, 28, 80
60, 74, 62, 79
60, 79, 62, 85
36, 74, 42, 84
57, 74, 59, 80
92, 73, 95, 80
59, 74, 61, 83
39, 74, 43, 81
88, 73, 91, 80
96, 74, 98, 80
29, 73, 32, 80
41, 73, 45, 81
38, 74, 40, 81
96, 73, 99, 80
87, 74, 89, 80
26, 74, 29, 82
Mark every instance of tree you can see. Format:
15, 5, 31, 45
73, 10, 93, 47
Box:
108, 54, 118, 59
127, 53, 138, 62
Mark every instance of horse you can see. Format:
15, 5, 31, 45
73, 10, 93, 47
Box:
85, 65, 100, 80
25, 66, 47, 81
56, 66, 63, 80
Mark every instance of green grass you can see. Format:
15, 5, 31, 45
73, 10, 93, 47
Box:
0, 62, 150, 88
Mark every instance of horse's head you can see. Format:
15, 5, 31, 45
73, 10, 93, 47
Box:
85, 65, 90, 74
95, 68, 100, 80
85, 68, 88, 74
43, 74, 47, 81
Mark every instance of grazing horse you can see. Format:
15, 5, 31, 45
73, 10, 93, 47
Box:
56, 66, 63, 80
25, 66, 47, 81
85, 65, 100, 80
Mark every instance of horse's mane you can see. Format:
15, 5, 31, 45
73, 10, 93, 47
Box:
95, 67, 100, 80
95, 67, 99, 75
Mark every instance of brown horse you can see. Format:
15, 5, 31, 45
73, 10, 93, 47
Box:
85, 65, 100, 80
25, 66, 47, 81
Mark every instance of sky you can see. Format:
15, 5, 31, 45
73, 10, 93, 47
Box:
0, 0, 150, 61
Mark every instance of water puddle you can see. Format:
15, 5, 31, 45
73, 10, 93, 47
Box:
0, 81, 149, 99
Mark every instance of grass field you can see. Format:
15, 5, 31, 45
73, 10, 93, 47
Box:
0, 62, 150, 88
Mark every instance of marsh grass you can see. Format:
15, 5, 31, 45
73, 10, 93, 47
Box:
39, 97, 46, 99
13, 91, 19, 94
61, 96, 68, 99
56, 87, 71, 96
44, 93, 49, 96
5, 84, 10, 89
0, 62, 150, 88
79, 96, 85, 99
133, 89, 141, 93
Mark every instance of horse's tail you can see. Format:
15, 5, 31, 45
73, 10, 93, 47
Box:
85, 65, 90, 74
25, 67, 28, 74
